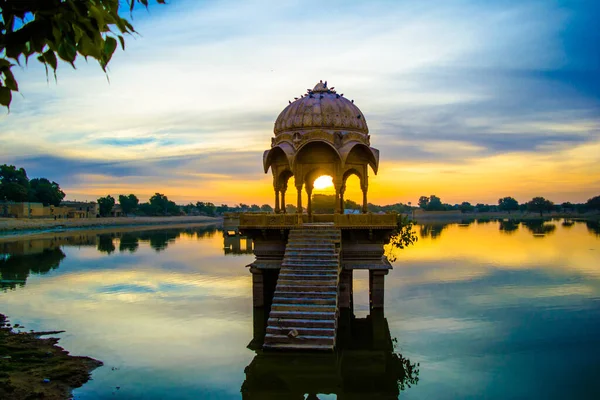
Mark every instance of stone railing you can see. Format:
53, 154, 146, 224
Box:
238, 213, 397, 229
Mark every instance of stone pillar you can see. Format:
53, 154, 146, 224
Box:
334, 186, 341, 214
250, 267, 265, 307
296, 184, 303, 214
338, 269, 353, 309
274, 189, 280, 213
339, 185, 346, 214
369, 270, 387, 310
280, 187, 286, 214
361, 187, 368, 214
306, 186, 313, 217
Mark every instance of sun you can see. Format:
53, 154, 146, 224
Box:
313, 175, 333, 190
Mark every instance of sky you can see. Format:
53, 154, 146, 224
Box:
1, 0, 599, 206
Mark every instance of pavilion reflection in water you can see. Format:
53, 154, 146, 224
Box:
243, 304, 419, 399
223, 230, 254, 255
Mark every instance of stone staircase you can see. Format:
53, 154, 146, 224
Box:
263, 225, 341, 351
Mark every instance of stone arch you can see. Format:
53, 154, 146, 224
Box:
342, 167, 364, 188
263, 142, 295, 173
272, 169, 294, 214
339, 141, 379, 174
294, 140, 342, 169
277, 169, 294, 189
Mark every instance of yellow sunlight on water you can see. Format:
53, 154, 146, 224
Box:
313, 175, 334, 190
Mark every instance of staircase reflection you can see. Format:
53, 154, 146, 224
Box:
242, 308, 419, 399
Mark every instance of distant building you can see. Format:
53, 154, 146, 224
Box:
0, 201, 99, 219
61, 201, 99, 218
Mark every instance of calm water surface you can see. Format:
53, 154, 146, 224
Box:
1, 220, 599, 399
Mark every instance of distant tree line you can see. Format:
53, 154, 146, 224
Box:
93, 191, 600, 217
0, 164, 65, 206
96, 193, 277, 217
417, 194, 600, 216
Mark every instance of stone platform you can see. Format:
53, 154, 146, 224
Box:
238, 213, 398, 351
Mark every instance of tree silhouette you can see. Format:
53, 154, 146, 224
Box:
97, 195, 115, 217
118, 194, 139, 215
498, 197, 519, 213
526, 197, 554, 217
29, 178, 65, 206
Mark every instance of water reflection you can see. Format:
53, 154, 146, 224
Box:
1, 226, 220, 289
224, 232, 254, 255
419, 224, 447, 240
243, 309, 419, 399
0, 248, 65, 290
498, 219, 519, 234
521, 219, 556, 237
587, 220, 600, 237
0, 219, 597, 399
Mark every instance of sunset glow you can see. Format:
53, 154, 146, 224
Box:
313, 176, 334, 190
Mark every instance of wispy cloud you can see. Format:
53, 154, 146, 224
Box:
1, 0, 598, 203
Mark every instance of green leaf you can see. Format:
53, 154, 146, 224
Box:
3, 70, 19, 91
89, 6, 105, 29
118, 35, 125, 50
103, 37, 118, 66
0, 87, 12, 107
43, 50, 58, 71
104, 37, 118, 57
78, 35, 101, 59
57, 42, 77, 65
0, 59, 11, 69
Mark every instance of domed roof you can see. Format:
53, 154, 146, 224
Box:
274, 81, 369, 135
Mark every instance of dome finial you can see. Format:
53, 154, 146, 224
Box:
313, 80, 335, 93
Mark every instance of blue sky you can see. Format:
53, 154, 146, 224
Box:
1, 0, 598, 205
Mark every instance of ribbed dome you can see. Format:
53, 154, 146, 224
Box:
274, 82, 369, 135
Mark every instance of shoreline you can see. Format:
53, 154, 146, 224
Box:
0, 216, 223, 243
0, 314, 103, 400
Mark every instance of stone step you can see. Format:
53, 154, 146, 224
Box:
277, 279, 337, 286
275, 291, 337, 299
284, 252, 338, 259
282, 261, 340, 268
283, 260, 338, 266
263, 343, 334, 351
267, 317, 335, 329
285, 245, 336, 251
287, 239, 338, 244
271, 303, 337, 313
278, 273, 338, 280
276, 284, 338, 293
284, 250, 336, 256
279, 268, 338, 275
264, 333, 334, 346
273, 296, 336, 305
269, 310, 336, 320
288, 238, 340, 242
286, 241, 335, 246
266, 325, 335, 336
284, 250, 338, 261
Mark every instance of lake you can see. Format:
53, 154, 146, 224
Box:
1, 219, 599, 399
